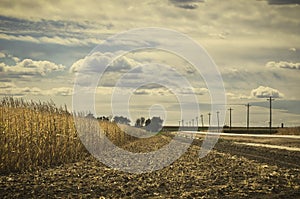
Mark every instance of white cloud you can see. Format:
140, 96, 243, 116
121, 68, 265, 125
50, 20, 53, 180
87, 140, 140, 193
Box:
108, 56, 139, 72
266, 61, 300, 70
0, 85, 42, 96
70, 52, 113, 74
251, 86, 284, 98
179, 87, 208, 95
46, 87, 73, 96
132, 86, 208, 96
226, 92, 251, 100
69, 58, 85, 73
0, 83, 73, 96
0, 82, 16, 89
70, 52, 139, 74
0, 52, 20, 63
133, 87, 172, 96
1, 57, 65, 77
11, 56, 20, 63
0, 33, 39, 43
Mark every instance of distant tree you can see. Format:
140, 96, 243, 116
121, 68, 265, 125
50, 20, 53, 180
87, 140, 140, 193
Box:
113, 116, 131, 125
145, 118, 151, 126
97, 116, 109, 121
223, 124, 229, 128
85, 113, 95, 119
145, 116, 164, 132
135, 118, 141, 127
140, 117, 145, 127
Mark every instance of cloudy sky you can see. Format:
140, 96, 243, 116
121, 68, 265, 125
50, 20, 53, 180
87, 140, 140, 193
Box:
0, 0, 299, 126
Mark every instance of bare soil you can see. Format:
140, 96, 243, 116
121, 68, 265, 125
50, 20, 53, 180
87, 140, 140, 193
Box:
1, 134, 300, 199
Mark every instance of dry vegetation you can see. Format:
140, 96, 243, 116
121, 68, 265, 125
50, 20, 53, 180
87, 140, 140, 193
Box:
0, 97, 134, 174
277, 127, 300, 135
1, 97, 298, 175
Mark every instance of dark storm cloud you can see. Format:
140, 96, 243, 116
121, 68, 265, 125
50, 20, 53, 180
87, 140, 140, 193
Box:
268, 0, 300, 5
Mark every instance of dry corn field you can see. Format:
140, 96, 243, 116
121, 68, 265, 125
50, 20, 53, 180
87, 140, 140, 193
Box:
0, 97, 134, 174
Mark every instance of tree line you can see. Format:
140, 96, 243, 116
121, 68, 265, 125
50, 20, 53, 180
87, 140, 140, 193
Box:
85, 113, 164, 132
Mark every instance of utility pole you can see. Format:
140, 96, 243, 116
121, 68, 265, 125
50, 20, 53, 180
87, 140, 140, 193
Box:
182, 119, 184, 127
208, 112, 211, 127
267, 96, 275, 134
196, 116, 198, 130
245, 103, 251, 131
228, 107, 233, 131
200, 114, 204, 128
217, 111, 220, 132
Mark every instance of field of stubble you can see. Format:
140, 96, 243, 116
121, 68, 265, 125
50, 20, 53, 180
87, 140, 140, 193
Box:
1, 134, 300, 199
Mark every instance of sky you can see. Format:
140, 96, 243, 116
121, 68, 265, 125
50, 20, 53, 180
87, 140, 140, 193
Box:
0, 0, 299, 127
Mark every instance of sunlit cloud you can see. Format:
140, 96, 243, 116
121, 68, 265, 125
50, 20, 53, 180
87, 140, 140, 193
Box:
266, 61, 300, 70
251, 86, 284, 99
1, 57, 65, 78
